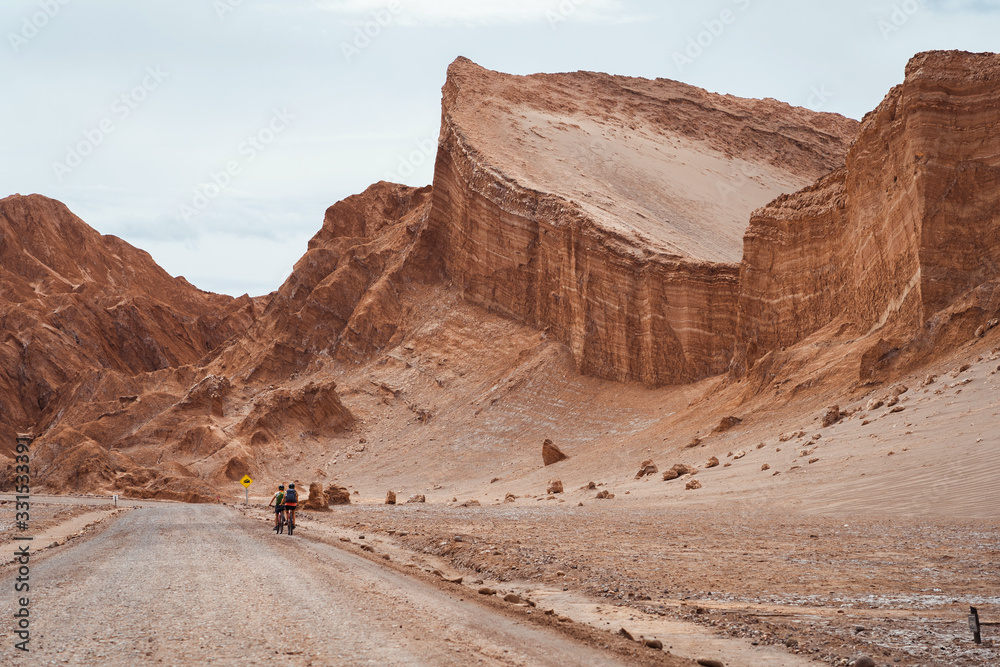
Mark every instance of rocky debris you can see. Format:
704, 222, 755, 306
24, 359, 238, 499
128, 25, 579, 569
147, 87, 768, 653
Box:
547, 480, 564, 494
686, 479, 703, 491
595, 490, 615, 500
853, 657, 876, 667
301, 482, 330, 510
503, 593, 522, 604
478, 587, 495, 595
696, 659, 724, 667
385, 491, 396, 505
922, 374, 938, 386
761, 464, 771, 471
663, 464, 697, 481
641, 638, 663, 650
732, 450, 746, 460
705, 457, 720, 469
866, 397, 885, 411
634, 459, 658, 479
541, 439, 569, 466
892, 384, 909, 396
618, 628, 635, 641
779, 430, 805, 442
504, 493, 517, 503
326, 484, 351, 506
406, 494, 427, 504
686, 436, 703, 449
713, 416, 743, 433
822, 405, 847, 427
458, 499, 480, 507
976, 318, 999, 337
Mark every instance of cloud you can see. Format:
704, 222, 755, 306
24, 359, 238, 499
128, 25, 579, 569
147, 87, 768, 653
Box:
315, 0, 629, 27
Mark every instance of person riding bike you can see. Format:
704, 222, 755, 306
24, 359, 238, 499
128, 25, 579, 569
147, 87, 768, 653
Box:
269, 485, 286, 530
284, 483, 298, 534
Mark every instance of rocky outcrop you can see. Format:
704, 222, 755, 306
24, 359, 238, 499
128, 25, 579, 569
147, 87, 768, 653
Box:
734, 51, 1000, 374
421, 58, 856, 386
302, 482, 330, 510
541, 438, 568, 466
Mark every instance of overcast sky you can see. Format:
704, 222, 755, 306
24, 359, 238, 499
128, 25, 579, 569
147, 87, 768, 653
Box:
1, 0, 997, 296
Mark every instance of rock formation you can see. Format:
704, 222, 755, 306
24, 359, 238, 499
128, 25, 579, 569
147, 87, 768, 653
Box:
419, 57, 857, 386
302, 482, 330, 510
541, 438, 568, 466
734, 51, 1000, 375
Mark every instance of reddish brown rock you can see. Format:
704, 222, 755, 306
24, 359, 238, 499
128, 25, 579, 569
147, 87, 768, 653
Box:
542, 439, 569, 466
686, 479, 703, 491
385, 490, 396, 505
662, 464, 697, 481
705, 457, 720, 469
634, 459, 658, 479
547, 480, 564, 494
713, 416, 743, 433
301, 482, 330, 510
326, 484, 351, 506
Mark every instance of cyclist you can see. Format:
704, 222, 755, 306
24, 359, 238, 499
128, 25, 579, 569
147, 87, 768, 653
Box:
284, 483, 298, 534
269, 484, 286, 530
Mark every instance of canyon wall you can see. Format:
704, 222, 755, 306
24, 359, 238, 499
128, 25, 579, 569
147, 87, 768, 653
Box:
734, 51, 1000, 374
422, 57, 857, 386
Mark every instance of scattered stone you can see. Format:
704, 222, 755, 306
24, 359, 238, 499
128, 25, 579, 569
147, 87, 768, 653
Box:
478, 587, 496, 595
732, 450, 746, 460
757, 442, 766, 449
784, 638, 798, 648
686, 479, 702, 490
542, 438, 569, 466
862, 419, 872, 426
809, 458, 820, 464
865, 398, 884, 411
761, 464, 770, 471
490, 477, 500, 483
705, 457, 720, 469
595, 490, 615, 499
453, 535, 464, 542
585, 481, 597, 490
302, 482, 331, 510
890, 406, 905, 413
663, 463, 697, 481
459, 499, 480, 507
696, 659, 724, 667
547, 480, 564, 494
822, 405, 846, 427
635, 459, 658, 479
503, 593, 522, 604
779, 430, 805, 442
360, 544, 374, 552
406, 494, 426, 504
642, 638, 663, 649
339, 537, 351, 543
686, 436, 703, 448
504, 493, 517, 503
886, 395, 899, 407
713, 416, 743, 433
853, 657, 876, 667
618, 627, 635, 641
976, 319, 999, 337
325, 484, 351, 506
922, 374, 937, 386
385, 490, 396, 505
555, 570, 566, 577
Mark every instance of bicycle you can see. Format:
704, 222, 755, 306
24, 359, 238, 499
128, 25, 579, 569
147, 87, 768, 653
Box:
274, 506, 287, 534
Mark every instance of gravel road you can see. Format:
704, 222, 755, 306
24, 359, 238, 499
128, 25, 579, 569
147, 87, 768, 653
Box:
0, 504, 632, 666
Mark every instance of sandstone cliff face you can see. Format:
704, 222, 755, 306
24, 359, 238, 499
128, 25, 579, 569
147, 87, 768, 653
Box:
422, 58, 857, 386
0, 195, 257, 449
734, 51, 1000, 375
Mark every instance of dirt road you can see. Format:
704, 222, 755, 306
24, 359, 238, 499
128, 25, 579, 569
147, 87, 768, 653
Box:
0, 505, 647, 666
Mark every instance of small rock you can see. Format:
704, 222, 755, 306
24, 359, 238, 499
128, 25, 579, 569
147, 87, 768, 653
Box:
478, 587, 496, 595
686, 479, 702, 491
732, 450, 746, 460
406, 494, 426, 503
891, 384, 909, 396
761, 463, 770, 471
822, 405, 845, 427
922, 374, 937, 386
663, 463, 697, 480
779, 430, 805, 442
453, 535, 464, 542
890, 406, 905, 413
705, 457, 720, 469
585, 481, 597, 490
853, 657, 876, 667
504, 493, 517, 503
809, 458, 820, 464
547, 480, 564, 494
642, 638, 663, 649
696, 659, 725, 667
886, 396, 899, 407
459, 499, 480, 507
686, 436, 703, 448
503, 593, 522, 604
866, 398, 884, 411
618, 627, 635, 641
634, 459, 658, 479
490, 477, 500, 483
385, 490, 396, 505
556, 570, 566, 577
713, 416, 742, 433
595, 490, 615, 499
785, 638, 798, 648
542, 439, 569, 466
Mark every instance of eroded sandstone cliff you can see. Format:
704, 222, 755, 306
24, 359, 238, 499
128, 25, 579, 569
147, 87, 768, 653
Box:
734, 51, 1000, 375
421, 57, 857, 386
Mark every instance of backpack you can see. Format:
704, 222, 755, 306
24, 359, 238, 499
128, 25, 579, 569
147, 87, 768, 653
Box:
285, 488, 297, 504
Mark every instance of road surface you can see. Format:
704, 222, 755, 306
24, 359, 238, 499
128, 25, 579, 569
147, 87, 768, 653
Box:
0, 504, 635, 666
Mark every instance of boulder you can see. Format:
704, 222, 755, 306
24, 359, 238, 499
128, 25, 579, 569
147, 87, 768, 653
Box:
406, 494, 426, 503
325, 484, 351, 506
634, 459, 658, 479
713, 416, 742, 433
595, 490, 615, 499
821, 405, 845, 427
302, 482, 330, 510
853, 657, 876, 667
385, 490, 396, 505
459, 499, 480, 507
705, 457, 720, 468
662, 464, 697, 481
547, 479, 564, 494
504, 493, 517, 503
686, 479, 702, 490
542, 439, 569, 466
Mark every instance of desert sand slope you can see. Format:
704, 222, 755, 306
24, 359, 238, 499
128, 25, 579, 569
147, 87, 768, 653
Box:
735, 50, 1000, 375
421, 57, 858, 386
0, 195, 257, 451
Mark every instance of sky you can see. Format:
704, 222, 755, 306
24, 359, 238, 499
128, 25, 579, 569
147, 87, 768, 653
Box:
1, 0, 997, 297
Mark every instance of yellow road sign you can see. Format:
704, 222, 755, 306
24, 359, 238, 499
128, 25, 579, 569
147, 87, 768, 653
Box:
240, 475, 253, 488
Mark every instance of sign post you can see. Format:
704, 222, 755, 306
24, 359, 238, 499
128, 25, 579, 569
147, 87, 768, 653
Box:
240, 475, 253, 505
